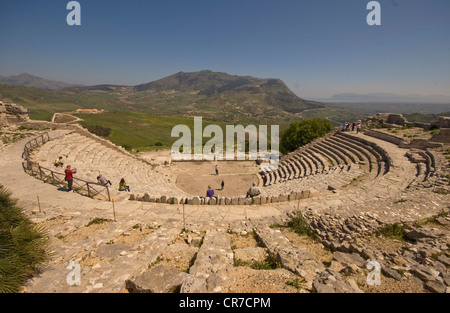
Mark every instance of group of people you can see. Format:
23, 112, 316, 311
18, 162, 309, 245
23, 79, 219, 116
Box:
342, 121, 362, 134
203, 163, 261, 200
96, 175, 131, 192
55, 157, 131, 193
203, 182, 260, 200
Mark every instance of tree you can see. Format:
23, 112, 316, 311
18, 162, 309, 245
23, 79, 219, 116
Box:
280, 118, 333, 155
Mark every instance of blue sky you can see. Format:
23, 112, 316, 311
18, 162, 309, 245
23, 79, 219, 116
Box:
0, 0, 449, 99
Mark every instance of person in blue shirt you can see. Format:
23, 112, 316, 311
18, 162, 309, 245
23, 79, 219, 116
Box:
206, 185, 214, 198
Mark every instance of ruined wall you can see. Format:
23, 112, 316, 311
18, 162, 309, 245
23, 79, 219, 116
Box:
363, 113, 407, 128
0, 101, 30, 126
431, 128, 450, 144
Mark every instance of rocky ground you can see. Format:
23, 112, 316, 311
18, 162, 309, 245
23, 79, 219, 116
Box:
1, 122, 449, 293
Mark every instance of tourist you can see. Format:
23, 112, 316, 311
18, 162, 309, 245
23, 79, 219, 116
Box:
65, 165, 77, 192
351, 123, 356, 132
356, 123, 362, 134
221, 180, 224, 190
246, 182, 261, 198
54, 156, 64, 168
345, 122, 350, 131
119, 178, 130, 192
97, 174, 112, 186
206, 185, 215, 198
215, 164, 219, 176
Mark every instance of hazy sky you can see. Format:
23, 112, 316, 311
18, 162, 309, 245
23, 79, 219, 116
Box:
0, 0, 449, 100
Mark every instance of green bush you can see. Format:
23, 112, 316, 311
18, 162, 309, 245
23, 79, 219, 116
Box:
376, 223, 407, 241
86, 125, 112, 138
280, 119, 333, 154
287, 211, 320, 241
0, 185, 50, 293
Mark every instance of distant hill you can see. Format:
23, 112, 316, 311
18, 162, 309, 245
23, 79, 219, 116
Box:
318, 92, 450, 104
135, 70, 324, 114
0, 70, 325, 124
0, 73, 78, 91
326, 102, 450, 115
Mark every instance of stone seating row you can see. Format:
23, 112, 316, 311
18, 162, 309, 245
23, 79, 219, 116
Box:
260, 130, 391, 186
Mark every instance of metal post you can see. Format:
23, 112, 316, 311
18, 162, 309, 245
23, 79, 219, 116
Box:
183, 203, 186, 230
37, 196, 42, 213
112, 200, 116, 222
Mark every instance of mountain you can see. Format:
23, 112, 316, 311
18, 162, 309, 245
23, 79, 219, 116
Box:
0, 70, 325, 124
0, 73, 78, 90
135, 70, 324, 114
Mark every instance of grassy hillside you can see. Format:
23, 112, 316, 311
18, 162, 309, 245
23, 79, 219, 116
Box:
0, 84, 124, 121
403, 111, 450, 123
77, 111, 285, 152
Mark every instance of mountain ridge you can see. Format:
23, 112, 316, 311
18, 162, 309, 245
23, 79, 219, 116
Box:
317, 92, 450, 104
0, 73, 79, 91
0, 70, 324, 122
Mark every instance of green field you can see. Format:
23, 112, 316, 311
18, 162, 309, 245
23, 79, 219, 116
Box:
76, 111, 283, 152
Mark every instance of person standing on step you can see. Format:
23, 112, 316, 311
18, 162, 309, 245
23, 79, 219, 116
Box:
221, 180, 224, 190
215, 164, 219, 176
65, 165, 77, 192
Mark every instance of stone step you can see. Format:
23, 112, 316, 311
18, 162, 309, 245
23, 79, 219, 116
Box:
252, 223, 325, 286
180, 227, 234, 293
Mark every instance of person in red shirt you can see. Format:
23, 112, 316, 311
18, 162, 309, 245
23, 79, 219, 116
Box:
65, 165, 77, 192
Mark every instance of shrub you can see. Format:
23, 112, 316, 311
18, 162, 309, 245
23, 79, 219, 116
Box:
376, 223, 407, 241
287, 211, 320, 241
0, 185, 50, 293
86, 217, 110, 227
86, 125, 112, 138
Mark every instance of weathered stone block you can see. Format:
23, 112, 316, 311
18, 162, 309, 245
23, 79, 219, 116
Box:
278, 194, 288, 202
252, 196, 261, 205
260, 196, 267, 205
126, 264, 186, 293
191, 196, 200, 205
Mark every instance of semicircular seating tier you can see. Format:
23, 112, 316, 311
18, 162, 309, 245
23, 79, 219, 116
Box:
30, 131, 193, 198
258, 130, 398, 197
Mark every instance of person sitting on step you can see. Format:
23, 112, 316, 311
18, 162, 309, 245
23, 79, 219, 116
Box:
97, 174, 112, 186
246, 182, 261, 198
54, 156, 64, 168
119, 178, 130, 192
206, 185, 215, 198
